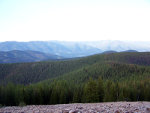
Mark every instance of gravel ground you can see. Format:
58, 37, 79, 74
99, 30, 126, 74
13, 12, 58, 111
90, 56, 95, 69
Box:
0, 102, 150, 113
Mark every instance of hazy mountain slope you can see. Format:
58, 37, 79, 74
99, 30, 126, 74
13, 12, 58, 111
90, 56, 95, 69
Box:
0, 50, 62, 63
122, 50, 138, 52
1, 52, 150, 85
83, 40, 150, 52
102, 50, 117, 54
1, 40, 150, 58
0, 41, 101, 58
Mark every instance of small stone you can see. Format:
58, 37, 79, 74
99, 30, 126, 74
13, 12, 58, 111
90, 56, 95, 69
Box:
69, 110, 81, 113
147, 108, 150, 111
146, 108, 150, 113
62, 110, 69, 113
115, 110, 121, 113
78, 107, 83, 109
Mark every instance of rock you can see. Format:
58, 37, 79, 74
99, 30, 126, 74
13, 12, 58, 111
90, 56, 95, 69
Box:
146, 108, 150, 113
115, 110, 120, 113
77, 107, 83, 110
69, 110, 81, 113
62, 110, 70, 113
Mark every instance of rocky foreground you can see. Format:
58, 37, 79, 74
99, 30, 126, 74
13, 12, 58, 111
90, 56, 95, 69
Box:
0, 102, 150, 113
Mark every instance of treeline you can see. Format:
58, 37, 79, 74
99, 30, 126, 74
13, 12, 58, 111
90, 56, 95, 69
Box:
0, 77, 150, 106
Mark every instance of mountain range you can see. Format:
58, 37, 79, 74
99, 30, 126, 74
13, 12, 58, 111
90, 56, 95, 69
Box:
1, 40, 150, 64
0, 41, 101, 58
0, 40, 150, 58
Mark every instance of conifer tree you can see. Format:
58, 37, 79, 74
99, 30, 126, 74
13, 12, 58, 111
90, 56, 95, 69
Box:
84, 78, 99, 103
97, 77, 104, 102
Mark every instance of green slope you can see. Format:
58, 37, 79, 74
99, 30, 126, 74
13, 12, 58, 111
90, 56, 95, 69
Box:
0, 52, 150, 106
1, 52, 150, 85
39, 61, 150, 85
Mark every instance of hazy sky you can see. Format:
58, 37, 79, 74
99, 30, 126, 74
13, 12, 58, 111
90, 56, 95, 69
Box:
0, 0, 150, 42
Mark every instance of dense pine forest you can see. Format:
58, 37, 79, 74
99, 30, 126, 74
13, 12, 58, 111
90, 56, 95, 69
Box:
0, 52, 150, 106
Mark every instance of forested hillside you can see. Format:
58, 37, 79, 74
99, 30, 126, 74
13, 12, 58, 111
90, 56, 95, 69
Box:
1, 52, 150, 85
0, 52, 150, 106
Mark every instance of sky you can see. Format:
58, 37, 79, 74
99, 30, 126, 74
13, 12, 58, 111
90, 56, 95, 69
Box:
0, 0, 150, 42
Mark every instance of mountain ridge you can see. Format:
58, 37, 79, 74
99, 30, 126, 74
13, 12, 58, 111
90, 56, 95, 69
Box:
0, 50, 62, 63
0, 40, 150, 58
0, 41, 101, 58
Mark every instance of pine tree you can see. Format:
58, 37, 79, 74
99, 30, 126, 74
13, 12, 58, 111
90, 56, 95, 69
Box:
103, 80, 116, 102
97, 77, 104, 102
73, 87, 83, 103
84, 78, 99, 103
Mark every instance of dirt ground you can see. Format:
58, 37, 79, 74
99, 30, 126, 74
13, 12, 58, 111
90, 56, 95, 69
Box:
0, 102, 150, 113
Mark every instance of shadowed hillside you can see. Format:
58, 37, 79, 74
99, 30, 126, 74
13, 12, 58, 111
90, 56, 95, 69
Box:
0, 50, 62, 63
